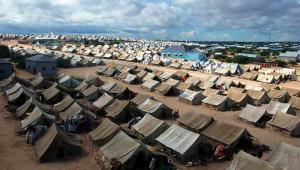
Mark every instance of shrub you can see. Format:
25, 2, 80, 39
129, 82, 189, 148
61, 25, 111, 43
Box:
233, 55, 254, 64
57, 57, 71, 68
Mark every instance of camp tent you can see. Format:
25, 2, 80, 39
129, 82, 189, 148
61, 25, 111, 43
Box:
202, 94, 232, 111
133, 114, 168, 144
35, 124, 81, 162
288, 96, 300, 110
115, 72, 128, 80
30, 73, 45, 89
268, 112, 300, 137
53, 95, 75, 113
227, 90, 250, 107
99, 131, 142, 169
257, 74, 274, 84
92, 93, 115, 112
227, 151, 281, 170
105, 99, 129, 122
58, 75, 78, 88
123, 74, 137, 84
130, 94, 152, 106
81, 85, 100, 101
5, 82, 22, 96
199, 81, 215, 90
0, 74, 15, 92
100, 82, 116, 92
282, 87, 300, 97
142, 72, 156, 82
177, 111, 214, 133
21, 107, 44, 129
156, 124, 202, 161
74, 81, 88, 92
89, 118, 120, 146
261, 84, 280, 92
201, 121, 251, 149
241, 71, 259, 80
84, 75, 103, 87
267, 89, 289, 103
7, 87, 26, 103
179, 89, 205, 105
185, 77, 200, 86
96, 65, 108, 75
159, 72, 174, 82
137, 99, 165, 117
267, 142, 300, 170
239, 104, 269, 126
202, 88, 220, 97
170, 62, 182, 69
59, 102, 84, 121
103, 68, 117, 77
42, 83, 62, 104
136, 70, 148, 80
15, 98, 34, 119
266, 101, 296, 115
227, 87, 245, 94
108, 84, 128, 98
247, 90, 270, 104
175, 82, 192, 94
141, 79, 160, 91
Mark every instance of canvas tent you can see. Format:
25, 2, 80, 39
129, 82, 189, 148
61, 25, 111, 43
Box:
177, 111, 214, 133
123, 74, 137, 84
266, 101, 295, 115
266, 142, 300, 169
100, 82, 116, 92
185, 77, 200, 86
257, 74, 274, 84
30, 73, 45, 89
227, 151, 281, 170
141, 79, 160, 91
133, 114, 168, 144
130, 94, 152, 106
85, 75, 103, 87
202, 94, 232, 111
137, 99, 165, 118
282, 87, 300, 97
156, 124, 202, 161
21, 107, 44, 129
74, 81, 88, 92
53, 95, 75, 113
15, 98, 34, 119
268, 112, 300, 137
175, 82, 192, 94
35, 124, 81, 162
201, 121, 251, 148
7, 87, 26, 103
247, 90, 270, 104
108, 84, 128, 98
5, 82, 22, 96
239, 104, 269, 126
199, 81, 215, 90
202, 88, 220, 97
96, 65, 108, 75
288, 96, 300, 110
179, 89, 205, 105
81, 85, 100, 101
42, 83, 62, 104
159, 72, 174, 82
227, 90, 250, 107
92, 93, 115, 112
59, 102, 84, 121
154, 83, 173, 96
99, 131, 142, 170
103, 68, 117, 77
105, 99, 129, 122
267, 89, 289, 103
89, 118, 120, 146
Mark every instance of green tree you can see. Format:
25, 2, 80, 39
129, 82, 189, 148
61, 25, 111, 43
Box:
0, 45, 12, 58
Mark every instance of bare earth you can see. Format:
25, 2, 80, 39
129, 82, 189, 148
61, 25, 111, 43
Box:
1, 60, 300, 170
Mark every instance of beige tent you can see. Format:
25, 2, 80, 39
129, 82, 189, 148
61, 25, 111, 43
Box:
115, 72, 128, 80
267, 142, 300, 169
130, 94, 152, 106
268, 112, 300, 137
15, 98, 34, 119
92, 93, 115, 111
42, 83, 62, 104
100, 82, 116, 92
266, 101, 296, 115
257, 74, 274, 84
133, 114, 168, 144
267, 89, 289, 103
81, 85, 100, 101
261, 83, 280, 92
201, 121, 250, 148
137, 99, 165, 117
288, 96, 300, 110
227, 151, 281, 170
89, 118, 120, 146
179, 89, 205, 105
282, 87, 300, 97
239, 104, 268, 125
170, 62, 182, 69
30, 73, 45, 89
136, 70, 148, 79
99, 131, 142, 169
227, 87, 246, 94
74, 81, 88, 92
142, 72, 156, 82
227, 90, 250, 107
247, 90, 270, 104
177, 111, 214, 133
84, 75, 103, 87
199, 81, 215, 90
7, 87, 25, 103
202, 94, 232, 111
185, 77, 200, 86
164, 78, 180, 87
241, 71, 259, 80
21, 107, 44, 129
103, 68, 117, 77
53, 95, 75, 113
5, 82, 22, 96
59, 102, 83, 121
202, 88, 220, 97
105, 99, 129, 122
35, 124, 81, 162
0, 74, 15, 92
108, 84, 128, 98
96, 65, 108, 75
141, 79, 160, 91
123, 74, 137, 84
175, 82, 192, 94
159, 72, 174, 82
156, 124, 202, 161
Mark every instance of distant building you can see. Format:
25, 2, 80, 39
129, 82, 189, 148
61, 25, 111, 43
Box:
0, 59, 13, 79
237, 53, 258, 59
25, 54, 56, 76
279, 51, 300, 61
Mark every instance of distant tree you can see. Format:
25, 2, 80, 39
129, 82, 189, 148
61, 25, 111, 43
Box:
274, 59, 287, 67
0, 45, 12, 58
57, 57, 71, 68
233, 55, 254, 64
260, 50, 270, 57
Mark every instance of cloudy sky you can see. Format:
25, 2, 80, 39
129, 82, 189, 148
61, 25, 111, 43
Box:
0, 0, 300, 41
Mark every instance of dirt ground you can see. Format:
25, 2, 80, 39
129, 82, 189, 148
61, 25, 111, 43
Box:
1, 61, 300, 170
